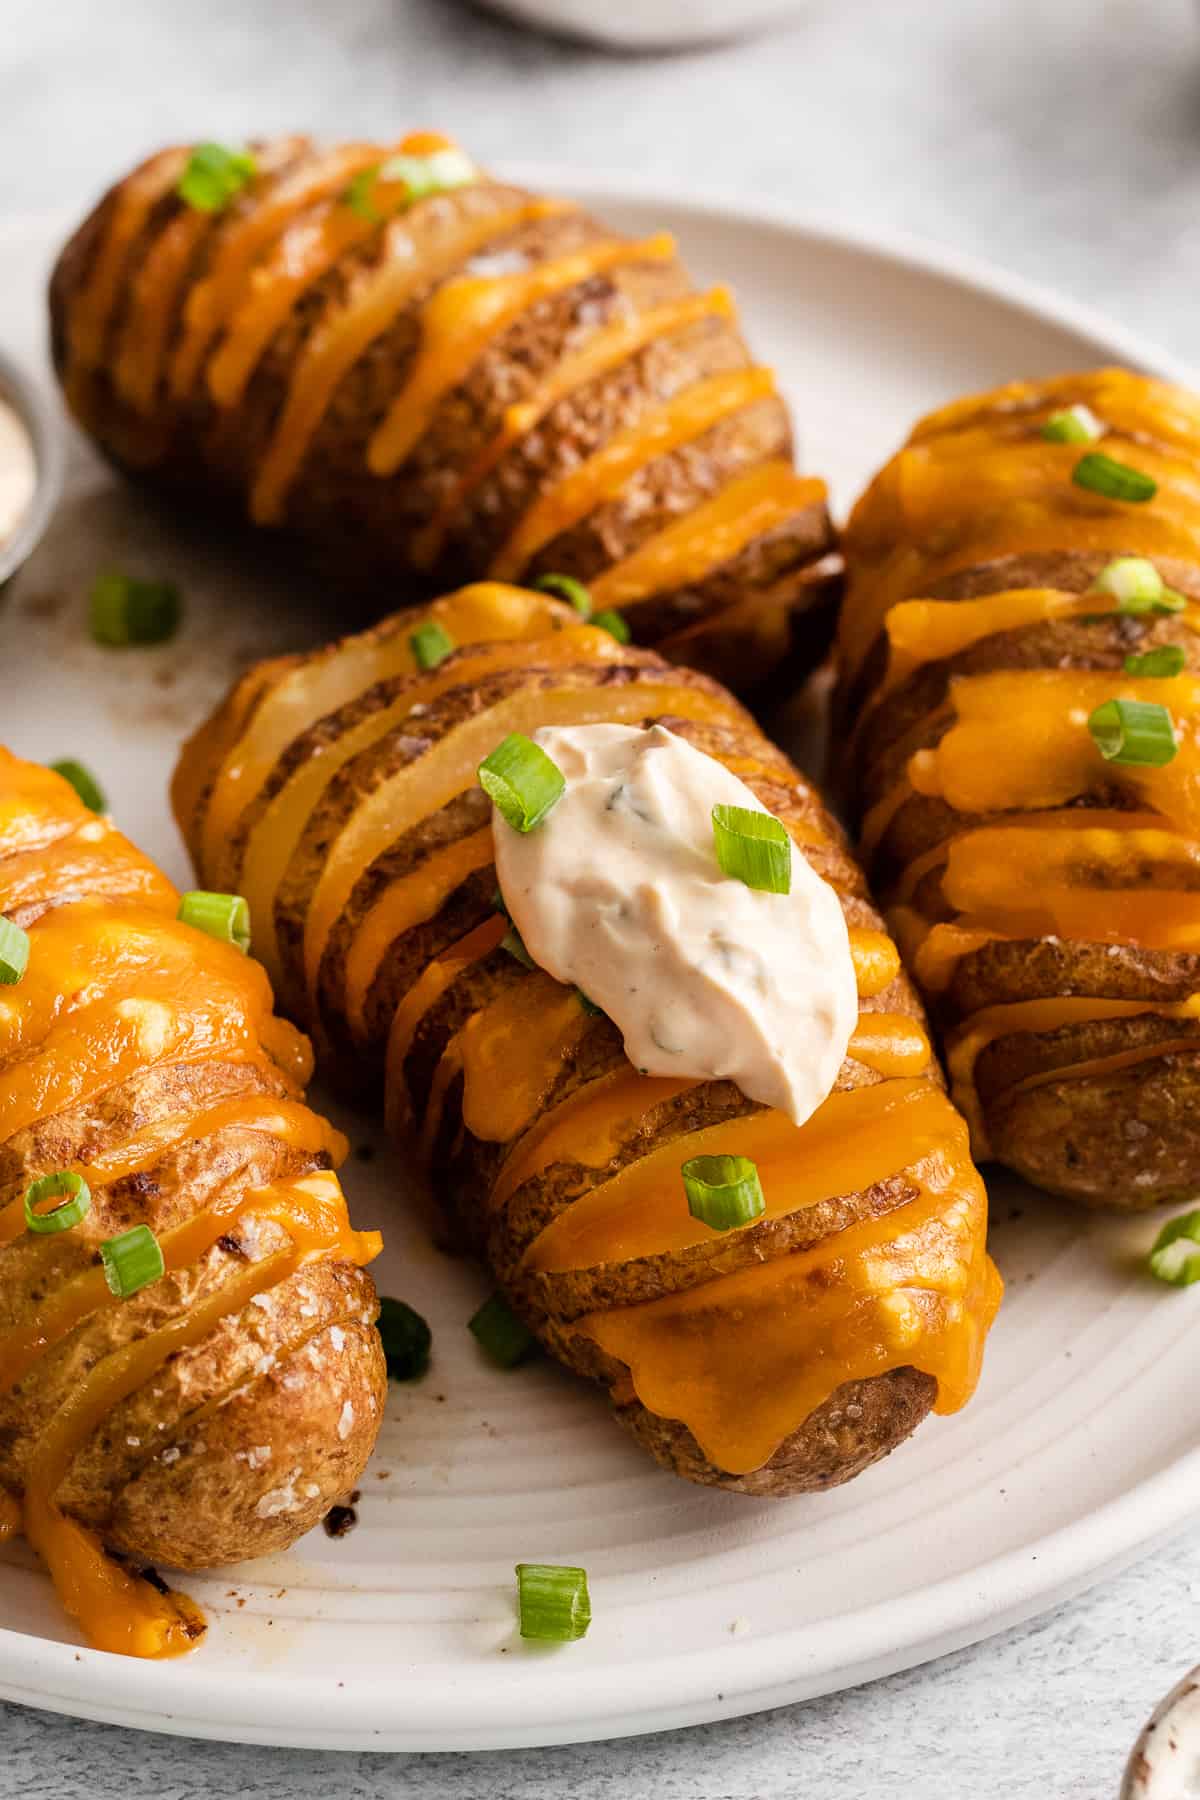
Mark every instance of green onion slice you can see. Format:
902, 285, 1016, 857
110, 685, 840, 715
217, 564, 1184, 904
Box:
478, 733, 565, 833
177, 142, 256, 213
469, 1292, 537, 1367
533, 573, 592, 617
1072, 452, 1157, 503
682, 1153, 766, 1231
377, 146, 477, 200
1123, 645, 1185, 678
515, 1563, 591, 1642
345, 166, 382, 222
89, 572, 181, 647
712, 803, 792, 894
1088, 698, 1178, 766
100, 1223, 165, 1299
1148, 1210, 1200, 1286
591, 608, 631, 644
1092, 557, 1164, 610
377, 1296, 432, 1381
51, 759, 106, 813
1040, 404, 1104, 444
410, 619, 455, 671
499, 925, 534, 969
178, 890, 251, 953
24, 1170, 91, 1236
0, 915, 29, 985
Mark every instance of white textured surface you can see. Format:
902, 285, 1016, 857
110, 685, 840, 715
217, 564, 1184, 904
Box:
3, 0, 1200, 1791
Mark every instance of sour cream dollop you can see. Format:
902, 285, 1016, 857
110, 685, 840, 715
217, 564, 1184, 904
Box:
491, 723, 858, 1126
0, 400, 35, 548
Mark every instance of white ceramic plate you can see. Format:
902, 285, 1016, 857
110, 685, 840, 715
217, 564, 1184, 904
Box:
0, 181, 1196, 1753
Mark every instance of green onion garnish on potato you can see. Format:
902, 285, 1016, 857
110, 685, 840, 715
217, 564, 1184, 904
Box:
410, 619, 455, 671
469, 1292, 536, 1367
592, 609, 631, 644
51, 759, 106, 813
178, 890, 251, 954
515, 1562, 591, 1642
0, 915, 29, 985
712, 803, 791, 893
1148, 1211, 1200, 1286
1041, 405, 1104, 445
534, 573, 592, 618
24, 1170, 91, 1236
1088, 698, 1178, 767
1123, 645, 1185, 678
1072, 452, 1157, 503
377, 1296, 432, 1382
1092, 557, 1167, 610
478, 734, 565, 834
89, 571, 181, 647
100, 1223, 165, 1299
177, 142, 256, 213
682, 1153, 765, 1231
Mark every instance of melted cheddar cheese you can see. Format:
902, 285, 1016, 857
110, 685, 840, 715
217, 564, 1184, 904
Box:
841, 370, 1200, 1153
0, 750, 380, 1658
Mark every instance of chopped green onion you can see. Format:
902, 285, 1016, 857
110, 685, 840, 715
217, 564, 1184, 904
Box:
24, 1170, 91, 1236
1072, 452, 1157, 503
533, 573, 592, 617
377, 147, 477, 200
1148, 1210, 1200, 1286
1088, 698, 1178, 767
1092, 557, 1165, 609
515, 1563, 591, 1642
478, 733, 565, 834
1123, 645, 1185, 678
177, 142, 256, 213
682, 1153, 766, 1232
499, 925, 534, 969
410, 619, 455, 670
100, 1223, 165, 1299
51, 759, 106, 813
469, 1292, 536, 1367
591, 608, 631, 644
378, 1296, 432, 1381
177, 890, 251, 953
712, 803, 792, 894
89, 572, 181, 647
0, 915, 29, 985
347, 147, 476, 221
1040, 404, 1104, 444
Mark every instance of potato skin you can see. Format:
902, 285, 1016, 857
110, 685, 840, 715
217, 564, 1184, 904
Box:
839, 371, 1200, 1209
49, 138, 837, 696
0, 753, 385, 1584
176, 594, 997, 1495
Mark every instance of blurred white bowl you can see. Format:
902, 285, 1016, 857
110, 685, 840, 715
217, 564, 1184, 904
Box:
479, 0, 811, 49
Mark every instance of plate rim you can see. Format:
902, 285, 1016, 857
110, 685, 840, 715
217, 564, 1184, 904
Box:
0, 181, 1195, 1752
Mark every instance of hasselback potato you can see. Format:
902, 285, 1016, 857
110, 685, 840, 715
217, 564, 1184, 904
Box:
49, 133, 837, 694
0, 750, 385, 1656
174, 580, 1000, 1495
839, 368, 1200, 1208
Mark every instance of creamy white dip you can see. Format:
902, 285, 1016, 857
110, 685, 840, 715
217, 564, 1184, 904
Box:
491, 723, 857, 1125
0, 399, 35, 547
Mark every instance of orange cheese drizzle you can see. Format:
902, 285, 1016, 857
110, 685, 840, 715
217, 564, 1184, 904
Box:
589, 461, 828, 611
409, 286, 736, 569
488, 366, 778, 582
197, 582, 569, 892
248, 197, 569, 521
20, 1171, 378, 1660
363, 233, 677, 481
112, 203, 214, 415
203, 132, 451, 410
168, 142, 380, 402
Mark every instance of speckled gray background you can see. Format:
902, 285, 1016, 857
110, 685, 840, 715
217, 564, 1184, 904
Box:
4, 0, 1200, 1792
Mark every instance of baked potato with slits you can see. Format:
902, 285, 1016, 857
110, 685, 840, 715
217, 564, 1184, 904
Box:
838, 368, 1200, 1209
0, 750, 385, 1657
174, 580, 1000, 1497
49, 133, 838, 696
